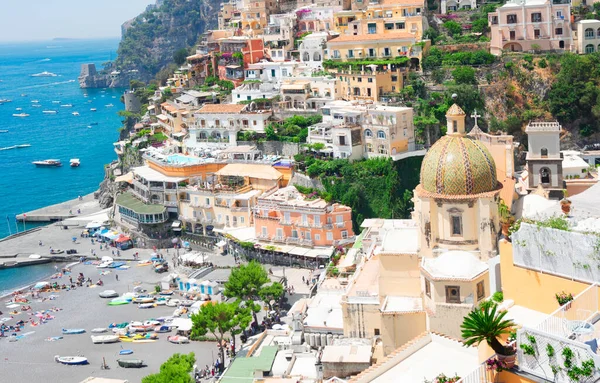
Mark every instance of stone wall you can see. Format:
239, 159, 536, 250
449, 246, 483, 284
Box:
289, 172, 325, 191
238, 141, 300, 156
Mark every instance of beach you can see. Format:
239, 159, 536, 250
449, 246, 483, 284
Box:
1, 254, 220, 383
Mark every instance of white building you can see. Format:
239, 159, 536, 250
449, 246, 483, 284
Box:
574, 19, 600, 54
232, 82, 279, 103
185, 104, 271, 150
441, 0, 476, 13
525, 121, 564, 194
263, 13, 296, 61
298, 32, 330, 70
562, 150, 591, 179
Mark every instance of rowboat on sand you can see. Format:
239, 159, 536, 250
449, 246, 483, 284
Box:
54, 356, 88, 365
62, 328, 86, 335
117, 358, 144, 368
91, 334, 120, 344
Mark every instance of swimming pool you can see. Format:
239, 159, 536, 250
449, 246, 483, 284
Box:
166, 154, 204, 165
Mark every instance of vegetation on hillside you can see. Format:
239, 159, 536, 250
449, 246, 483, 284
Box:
293, 156, 423, 233
142, 353, 196, 383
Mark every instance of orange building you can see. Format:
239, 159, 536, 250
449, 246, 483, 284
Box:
254, 186, 354, 248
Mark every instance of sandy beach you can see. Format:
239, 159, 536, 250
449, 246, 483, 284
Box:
1, 252, 220, 383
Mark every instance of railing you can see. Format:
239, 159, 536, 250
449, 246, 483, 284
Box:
335, 222, 346, 228
300, 239, 314, 246
256, 233, 270, 241
272, 236, 286, 243
280, 219, 292, 226
286, 237, 301, 244
324, 224, 333, 230
296, 220, 311, 228
230, 206, 247, 212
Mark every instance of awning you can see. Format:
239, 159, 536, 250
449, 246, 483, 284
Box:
216, 240, 227, 247
114, 171, 133, 184
115, 236, 131, 243
226, 65, 242, 69
103, 231, 120, 240
86, 222, 103, 229
172, 221, 182, 228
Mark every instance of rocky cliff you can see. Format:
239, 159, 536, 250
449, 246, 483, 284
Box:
115, 0, 222, 83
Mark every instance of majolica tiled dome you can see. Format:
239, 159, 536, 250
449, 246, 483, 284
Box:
420, 135, 497, 196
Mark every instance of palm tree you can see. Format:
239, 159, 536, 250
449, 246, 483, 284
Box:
461, 305, 516, 355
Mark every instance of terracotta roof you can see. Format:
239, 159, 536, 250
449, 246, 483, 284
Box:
161, 103, 179, 113
196, 104, 247, 114
329, 32, 415, 44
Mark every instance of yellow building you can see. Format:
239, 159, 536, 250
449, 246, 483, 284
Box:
327, 32, 418, 61
336, 68, 405, 102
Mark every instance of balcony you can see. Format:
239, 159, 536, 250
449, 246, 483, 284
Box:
272, 236, 286, 243
335, 222, 346, 228
324, 223, 333, 230
517, 284, 600, 382
286, 237, 301, 244
257, 233, 270, 241
230, 206, 248, 212
296, 220, 311, 228
280, 219, 293, 226
300, 239, 314, 247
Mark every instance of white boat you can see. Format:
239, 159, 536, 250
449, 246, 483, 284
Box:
33, 159, 62, 167
105, 104, 114, 107
54, 356, 88, 365
51, 100, 61, 104
72, 112, 79, 116
90, 108, 97, 112
70, 159, 80, 167
167, 335, 189, 344
98, 289, 118, 298
31, 71, 57, 77
61, 104, 73, 108
13, 113, 29, 117
0, 130, 8, 133
31, 100, 39, 103
15, 108, 22, 111
138, 303, 155, 309
91, 328, 108, 333
42, 110, 57, 114
32, 105, 41, 108
91, 334, 120, 344
0, 99, 12, 104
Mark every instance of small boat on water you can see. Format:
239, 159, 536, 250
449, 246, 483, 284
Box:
54, 356, 88, 365
167, 335, 189, 344
0, 130, 8, 133
72, 112, 79, 116
90, 108, 97, 112
15, 108, 22, 111
117, 359, 144, 368
91, 334, 120, 344
32, 104, 41, 108
16, 144, 31, 148
61, 104, 73, 107
0, 146, 17, 151
51, 100, 61, 104
70, 158, 80, 167
31, 71, 57, 77
31, 100, 39, 103
21, 94, 27, 97
13, 113, 29, 117
33, 159, 62, 167
42, 110, 57, 114
105, 104, 114, 107
0, 99, 12, 104
62, 328, 85, 335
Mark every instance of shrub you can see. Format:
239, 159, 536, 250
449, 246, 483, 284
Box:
452, 66, 477, 85
443, 20, 463, 37
538, 58, 548, 68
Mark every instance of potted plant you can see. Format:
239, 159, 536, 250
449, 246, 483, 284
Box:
560, 189, 571, 215
498, 199, 515, 237
555, 291, 573, 309
461, 305, 517, 368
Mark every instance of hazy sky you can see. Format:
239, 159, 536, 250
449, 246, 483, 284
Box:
0, 0, 156, 42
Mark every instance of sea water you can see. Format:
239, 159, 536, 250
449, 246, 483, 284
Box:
0, 263, 68, 297
0, 39, 123, 239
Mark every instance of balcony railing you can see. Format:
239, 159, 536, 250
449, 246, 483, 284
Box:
335, 222, 346, 228
256, 233, 270, 241
272, 235, 286, 243
324, 223, 333, 230
300, 239, 314, 247
230, 206, 247, 212
286, 237, 301, 244
296, 220, 311, 228
280, 219, 293, 226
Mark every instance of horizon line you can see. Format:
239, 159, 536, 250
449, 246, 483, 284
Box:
0, 36, 122, 44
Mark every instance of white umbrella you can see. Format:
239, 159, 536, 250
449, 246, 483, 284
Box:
101, 256, 113, 263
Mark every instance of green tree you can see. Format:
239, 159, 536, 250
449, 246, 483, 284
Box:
191, 302, 248, 367
443, 21, 462, 37
452, 66, 477, 85
117, 110, 140, 130
471, 18, 489, 34
142, 353, 196, 383
224, 261, 270, 322
423, 28, 440, 43
431, 68, 446, 85
461, 305, 516, 356
258, 282, 285, 311
173, 48, 189, 66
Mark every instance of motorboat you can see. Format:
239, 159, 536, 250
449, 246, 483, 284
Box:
0, 99, 12, 104
72, 112, 79, 116
91, 334, 120, 344
13, 113, 29, 117
20, 94, 27, 97
16, 144, 31, 148
51, 100, 61, 104
33, 159, 61, 167
32, 104, 41, 108
31, 71, 57, 77
117, 359, 144, 368
0, 130, 8, 133
98, 290, 118, 298
167, 335, 189, 344
90, 108, 97, 112
132, 296, 155, 304
60, 104, 73, 107
70, 159, 80, 167
42, 110, 57, 114
105, 103, 114, 107
119, 349, 134, 355
154, 325, 172, 333
138, 303, 155, 309
108, 298, 130, 306
62, 328, 86, 335
31, 100, 39, 103
15, 108, 22, 111
166, 299, 181, 307
54, 356, 88, 365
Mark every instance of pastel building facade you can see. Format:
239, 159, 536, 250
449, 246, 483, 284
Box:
574, 19, 600, 54
488, 0, 572, 55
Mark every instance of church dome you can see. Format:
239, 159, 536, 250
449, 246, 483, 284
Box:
420, 134, 498, 196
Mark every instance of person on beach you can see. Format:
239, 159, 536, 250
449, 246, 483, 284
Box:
115, 274, 119, 281
39, 240, 43, 246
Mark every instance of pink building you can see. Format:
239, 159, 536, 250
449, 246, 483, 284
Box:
488, 0, 572, 56
254, 186, 354, 248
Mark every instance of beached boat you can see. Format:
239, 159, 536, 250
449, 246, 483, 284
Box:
33, 159, 62, 167
154, 325, 172, 333
138, 303, 155, 309
143, 320, 160, 327
98, 290, 118, 298
42, 110, 57, 114
159, 290, 174, 296
107, 261, 126, 269
179, 300, 195, 307
108, 298, 130, 306
91, 334, 120, 344
62, 328, 85, 335
132, 296, 155, 304
117, 359, 144, 368
12, 113, 29, 117
70, 159, 80, 167
166, 299, 181, 307
167, 335, 189, 344
119, 349, 134, 355
91, 328, 108, 333
31, 71, 57, 77
54, 356, 88, 365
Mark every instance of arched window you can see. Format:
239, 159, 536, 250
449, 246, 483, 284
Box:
585, 28, 595, 39
198, 131, 207, 140
302, 52, 310, 61
541, 147, 548, 157
586, 44, 595, 54
540, 167, 551, 184
378, 144, 387, 154
364, 129, 373, 138
313, 52, 321, 61
377, 130, 386, 139
597, 28, 600, 37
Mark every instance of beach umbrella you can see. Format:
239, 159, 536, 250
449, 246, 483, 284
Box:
33, 282, 50, 289
171, 238, 179, 244
101, 256, 113, 263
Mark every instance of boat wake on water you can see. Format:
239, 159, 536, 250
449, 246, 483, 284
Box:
15, 79, 75, 91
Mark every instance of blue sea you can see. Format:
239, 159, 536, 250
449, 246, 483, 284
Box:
0, 39, 124, 239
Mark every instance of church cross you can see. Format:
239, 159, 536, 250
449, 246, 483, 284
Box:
471, 109, 481, 126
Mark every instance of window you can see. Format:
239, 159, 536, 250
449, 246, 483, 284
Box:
339, 135, 346, 146
556, 10, 563, 18
368, 78, 373, 83
452, 120, 458, 132
491, 16, 498, 25
368, 23, 377, 34
315, 234, 321, 241
374, 328, 380, 336
509, 31, 516, 40
336, 215, 343, 224
368, 48, 375, 57
425, 279, 431, 298
276, 228, 283, 238
206, 198, 210, 206
326, 232, 333, 241
445, 286, 461, 304
507, 14, 517, 24
333, 50, 340, 58
385, 23, 394, 30
586, 28, 595, 39
348, 50, 354, 58
302, 214, 308, 224
555, 27, 563, 35
534, 29, 540, 39
559, 40, 565, 49
377, 130, 386, 139
240, 216, 244, 224
391, 75, 398, 82
378, 144, 387, 154
366, 143, 373, 152
314, 215, 321, 225
531, 13, 541, 22
383, 47, 391, 57
541, 147, 548, 157
540, 168, 551, 184
262, 226, 267, 236
215, 119, 220, 127
364, 129, 373, 138
341, 230, 348, 239
396, 22, 405, 29
477, 281, 485, 301
451, 215, 462, 236
357, 77, 362, 82
305, 231, 311, 240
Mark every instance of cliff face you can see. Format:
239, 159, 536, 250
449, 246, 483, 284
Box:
115, 0, 222, 82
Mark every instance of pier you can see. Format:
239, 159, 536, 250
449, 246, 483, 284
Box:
16, 193, 100, 222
